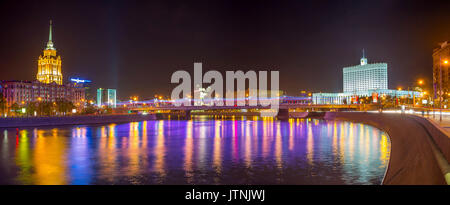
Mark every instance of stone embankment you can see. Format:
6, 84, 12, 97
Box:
324, 112, 449, 185
0, 114, 157, 128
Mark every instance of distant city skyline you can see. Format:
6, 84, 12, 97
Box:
0, 0, 449, 99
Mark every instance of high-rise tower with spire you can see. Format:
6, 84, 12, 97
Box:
37, 20, 62, 85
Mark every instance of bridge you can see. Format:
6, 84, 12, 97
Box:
114, 99, 362, 120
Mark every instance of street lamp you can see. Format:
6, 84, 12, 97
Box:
410, 79, 425, 107
399, 79, 425, 109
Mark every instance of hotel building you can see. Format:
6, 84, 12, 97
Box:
0, 80, 85, 107
0, 21, 85, 108
36, 21, 63, 85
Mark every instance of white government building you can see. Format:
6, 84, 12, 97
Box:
343, 55, 387, 92
313, 51, 419, 104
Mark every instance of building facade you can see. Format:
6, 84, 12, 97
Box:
432, 41, 450, 99
0, 80, 85, 107
313, 51, 419, 104
343, 55, 388, 93
97, 88, 117, 108
313, 89, 419, 104
36, 21, 63, 85
70, 78, 93, 102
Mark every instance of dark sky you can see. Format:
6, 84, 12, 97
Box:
0, 0, 449, 100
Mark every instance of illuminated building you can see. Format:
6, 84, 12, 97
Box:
343, 50, 388, 93
36, 20, 63, 85
432, 41, 450, 99
313, 50, 418, 104
0, 21, 85, 109
312, 89, 419, 104
97, 88, 116, 108
71, 78, 92, 102
0, 80, 85, 108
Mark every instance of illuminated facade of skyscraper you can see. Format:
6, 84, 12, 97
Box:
97, 88, 117, 108
36, 20, 63, 85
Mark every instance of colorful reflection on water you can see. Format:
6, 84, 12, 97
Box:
0, 117, 390, 185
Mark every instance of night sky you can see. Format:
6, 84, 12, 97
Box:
0, 0, 449, 100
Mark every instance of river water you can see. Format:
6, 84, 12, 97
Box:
0, 117, 390, 185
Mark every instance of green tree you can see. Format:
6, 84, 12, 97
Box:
38, 102, 53, 116
55, 98, 75, 115
10, 103, 20, 116
102, 105, 113, 114
82, 103, 98, 114
26, 103, 37, 116
0, 93, 6, 116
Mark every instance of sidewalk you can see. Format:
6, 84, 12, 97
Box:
418, 111, 450, 134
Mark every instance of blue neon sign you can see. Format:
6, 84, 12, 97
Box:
70, 78, 92, 83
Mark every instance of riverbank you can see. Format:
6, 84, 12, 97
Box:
0, 114, 157, 128
2, 111, 448, 185
324, 112, 450, 185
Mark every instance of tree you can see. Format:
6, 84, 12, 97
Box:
10, 103, 20, 116
0, 93, 6, 116
381, 95, 396, 109
100, 105, 113, 114
26, 103, 37, 116
55, 98, 75, 115
82, 103, 98, 114
37, 102, 53, 116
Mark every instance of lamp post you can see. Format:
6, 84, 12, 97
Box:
417, 80, 424, 107
397, 87, 402, 108
398, 79, 425, 113
411, 79, 425, 107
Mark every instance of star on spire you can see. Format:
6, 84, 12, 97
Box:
46, 20, 55, 50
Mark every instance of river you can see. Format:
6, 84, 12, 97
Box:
0, 116, 390, 185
